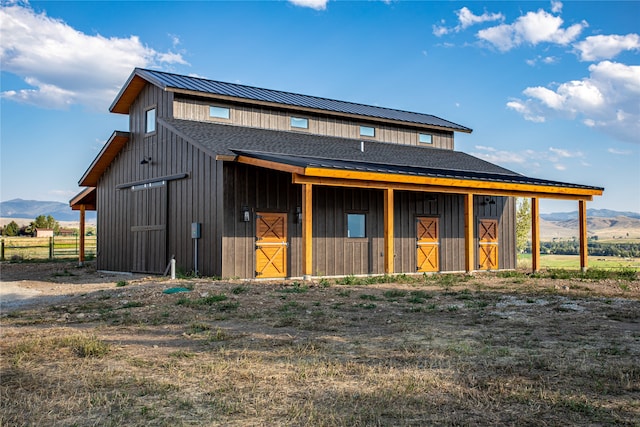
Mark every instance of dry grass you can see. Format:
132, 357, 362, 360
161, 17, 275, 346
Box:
1, 264, 639, 426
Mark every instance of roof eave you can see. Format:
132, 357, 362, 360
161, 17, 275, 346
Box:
109, 68, 160, 114
78, 131, 129, 187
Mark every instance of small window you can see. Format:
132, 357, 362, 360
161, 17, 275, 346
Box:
347, 214, 366, 238
145, 108, 156, 134
360, 126, 375, 137
291, 117, 308, 129
210, 106, 230, 119
419, 133, 433, 144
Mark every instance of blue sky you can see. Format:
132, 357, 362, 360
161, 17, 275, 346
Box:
1, 0, 639, 214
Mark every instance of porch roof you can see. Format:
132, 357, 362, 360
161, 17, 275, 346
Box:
164, 118, 603, 199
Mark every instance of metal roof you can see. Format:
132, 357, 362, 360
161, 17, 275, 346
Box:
130, 68, 472, 132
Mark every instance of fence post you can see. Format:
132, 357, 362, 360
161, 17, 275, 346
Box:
1, 239, 4, 261
49, 236, 54, 259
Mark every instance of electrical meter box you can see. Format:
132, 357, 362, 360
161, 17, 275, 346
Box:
191, 222, 201, 239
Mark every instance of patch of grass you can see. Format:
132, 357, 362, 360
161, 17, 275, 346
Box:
278, 282, 308, 294
383, 290, 407, 300
121, 301, 144, 309
359, 294, 380, 301
116, 280, 128, 287
231, 285, 249, 294
176, 293, 228, 307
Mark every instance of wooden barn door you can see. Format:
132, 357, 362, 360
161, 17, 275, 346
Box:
478, 219, 498, 270
131, 185, 167, 274
416, 217, 439, 272
255, 212, 287, 278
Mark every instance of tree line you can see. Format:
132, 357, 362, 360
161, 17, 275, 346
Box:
1, 215, 60, 237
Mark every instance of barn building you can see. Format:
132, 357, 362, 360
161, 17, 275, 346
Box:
71, 68, 603, 278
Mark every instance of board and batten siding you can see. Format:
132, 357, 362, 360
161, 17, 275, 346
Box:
97, 83, 224, 276
173, 97, 454, 150
221, 163, 302, 279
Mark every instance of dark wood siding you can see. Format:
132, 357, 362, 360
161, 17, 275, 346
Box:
473, 195, 516, 270
312, 187, 384, 276
97, 83, 224, 276
222, 163, 302, 279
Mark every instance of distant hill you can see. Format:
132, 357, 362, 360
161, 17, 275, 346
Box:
539, 209, 640, 240
541, 209, 640, 221
0, 199, 96, 222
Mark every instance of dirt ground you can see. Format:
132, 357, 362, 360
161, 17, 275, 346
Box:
1, 261, 639, 426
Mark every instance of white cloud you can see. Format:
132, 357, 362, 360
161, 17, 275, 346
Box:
608, 148, 632, 155
0, 3, 188, 110
574, 34, 640, 61
288, 0, 328, 11
433, 7, 503, 37
471, 144, 587, 173
551, 1, 563, 14
477, 8, 586, 51
508, 61, 640, 143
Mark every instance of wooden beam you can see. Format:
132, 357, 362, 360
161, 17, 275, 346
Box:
384, 188, 394, 274
579, 199, 588, 272
531, 197, 540, 273
464, 194, 474, 273
236, 155, 305, 175
79, 205, 86, 267
304, 167, 603, 198
292, 174, 597, 201
302, 183, 313, 280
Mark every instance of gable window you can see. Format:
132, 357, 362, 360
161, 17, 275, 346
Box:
360, 126, 375, 137
210, 105, 230, 119
291, 117, 308, 129
419, 133, 433, 144
145, 108, 156, 134
347, 213, 366, 238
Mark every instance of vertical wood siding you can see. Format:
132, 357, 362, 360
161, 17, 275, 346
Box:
222, 163, 302, 279
173, 97, 454, 150
97, 84, 224, 276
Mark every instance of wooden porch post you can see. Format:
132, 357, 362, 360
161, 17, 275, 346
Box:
302, 183, 313, 280
579, 199, 588, 272
79, 205, 86, 267
383, 188, 394, 274
464, 193, 474, 273
531, 197, 540, 273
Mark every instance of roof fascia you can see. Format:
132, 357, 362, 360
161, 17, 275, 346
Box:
168, 87, 472, 134
110, 68, 164, 114
70, 187, 96, 210
78, 131, 129, 187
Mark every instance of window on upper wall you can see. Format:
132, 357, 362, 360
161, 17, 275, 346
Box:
210, 106, 230, 119
347, 214, 366, 238
145, 108, 156, 134
360, 126, 375, 137
419, 133, 433, 144
290, 117, 308, 129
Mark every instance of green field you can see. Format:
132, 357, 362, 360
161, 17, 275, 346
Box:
518, 253, 640, 270
0, 236, 96, 260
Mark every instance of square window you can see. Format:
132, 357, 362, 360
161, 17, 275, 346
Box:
210, 106, 230, 119
347, 214, 366, 238
291, 117, 308, 129
419, 133, 433, 144
360, 126, 375, 137
145, 108, 156, 134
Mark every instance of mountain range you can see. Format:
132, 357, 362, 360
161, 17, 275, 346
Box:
0, 199, 96, 222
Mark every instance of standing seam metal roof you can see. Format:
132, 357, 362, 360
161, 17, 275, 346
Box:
136, 68, 471, 132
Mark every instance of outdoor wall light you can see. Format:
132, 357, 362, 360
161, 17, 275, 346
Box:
140, 157, 152, 165
481, 196, 497, 205
296, 206, 303, 224
241, 206, 250, 222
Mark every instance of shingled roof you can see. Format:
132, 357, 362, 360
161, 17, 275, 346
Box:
112, 68, 472, 133
163, 118, 603, 192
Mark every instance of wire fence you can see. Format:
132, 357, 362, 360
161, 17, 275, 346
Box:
0, 236, 97, 261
